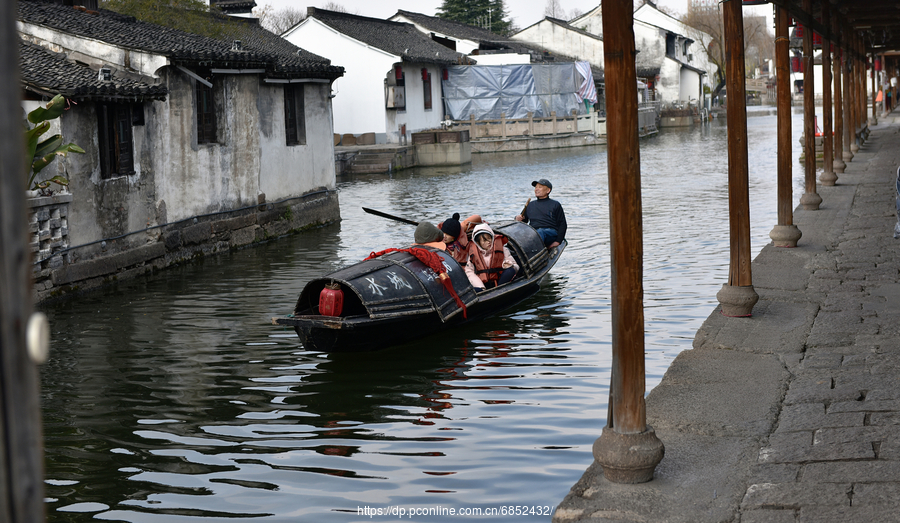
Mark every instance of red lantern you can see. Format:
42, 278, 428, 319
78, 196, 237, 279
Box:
442, 68, 449, 81
813, 32, 822, 46
791, 56, 801, 73
875, 57, 882, 71
319, 282, 343, 317
395, 65, 403, 80
421, 68, 429, 81
795, 24, 803, 38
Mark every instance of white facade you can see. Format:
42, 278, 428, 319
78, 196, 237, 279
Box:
389, 13, 479, 55
512, 19, 604, 67
284, 17, 445, 144
634, 4, 715, 96
569, 5, 603, 36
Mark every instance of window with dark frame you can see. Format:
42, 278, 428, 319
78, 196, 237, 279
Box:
284, 84, 306, 146
196, 79, 217, 144
97, 102, 134, 179
423, 72, 432, 110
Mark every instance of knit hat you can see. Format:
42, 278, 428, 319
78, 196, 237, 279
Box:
414, 222, 443, 244
441, 213, 462, 239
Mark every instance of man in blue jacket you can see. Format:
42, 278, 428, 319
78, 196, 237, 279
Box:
515, 178, 567, 249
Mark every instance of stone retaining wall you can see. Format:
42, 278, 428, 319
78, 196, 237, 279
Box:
31, 190, 340, 303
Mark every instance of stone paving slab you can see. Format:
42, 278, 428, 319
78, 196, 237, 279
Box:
554, 116, 900, 522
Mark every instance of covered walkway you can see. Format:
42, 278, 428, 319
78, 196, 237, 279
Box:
555, 113, 900, 522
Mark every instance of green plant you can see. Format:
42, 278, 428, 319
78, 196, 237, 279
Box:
25, 94, 84, 191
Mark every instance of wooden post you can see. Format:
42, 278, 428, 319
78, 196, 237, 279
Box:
842, 37, 854, 163
0, 0, 47, 519
501, 112, 507, 139
528, 111, 534, 136
592, 0, 664, 485
714, 0, 759, 316
769, 6, 801, 247
850, 30, 860, 153
832, 14, 845, 174
800, 0, 821, 211
871, 51, 878, 125
820, 1, 836, 186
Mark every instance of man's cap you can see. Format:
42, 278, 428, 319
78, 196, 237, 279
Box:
532, 178, 552, 189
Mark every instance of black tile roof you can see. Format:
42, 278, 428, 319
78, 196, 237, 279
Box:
393, 10, 534, 53
18, 0, 343, 80
19, 39, 168, 101
307, 8, 472, 65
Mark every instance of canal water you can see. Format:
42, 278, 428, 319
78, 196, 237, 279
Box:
39, 110, 808, 522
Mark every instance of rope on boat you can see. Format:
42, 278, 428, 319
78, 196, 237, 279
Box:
365, 248, 467, 318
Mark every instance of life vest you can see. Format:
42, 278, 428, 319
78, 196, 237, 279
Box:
467, 235, 508, 284
446, 240, 468, 266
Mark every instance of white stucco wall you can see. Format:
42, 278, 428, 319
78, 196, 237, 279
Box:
257, 81, 336, 200
679, 67, 702, 102
385, 62, 445, 143
283, 18, 397, 137
512, 21, 604, 68
568, 6, 603, 36
152, 70, 260, 221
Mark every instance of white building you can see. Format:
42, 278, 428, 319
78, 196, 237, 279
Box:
284, 8, 471, 144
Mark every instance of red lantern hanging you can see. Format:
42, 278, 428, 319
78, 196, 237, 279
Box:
795, 24, 804, 38
421, 68, 429, 81
791, 56, 802, 73
442, 68, 449, 81
395, 65, 403, 80
318, 282, 344, 317
875, 57, 882, 71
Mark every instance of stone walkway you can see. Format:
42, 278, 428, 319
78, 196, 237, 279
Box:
554, 114, 900, 523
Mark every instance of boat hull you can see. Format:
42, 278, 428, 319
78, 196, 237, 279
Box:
274, 221, 565, 352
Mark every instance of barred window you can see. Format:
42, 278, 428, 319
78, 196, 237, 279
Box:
196, 79, 217, 144
284, 84, 306, 146
97, 103, 134, 179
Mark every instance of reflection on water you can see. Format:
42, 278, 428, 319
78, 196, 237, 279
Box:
40, 111, 806, 521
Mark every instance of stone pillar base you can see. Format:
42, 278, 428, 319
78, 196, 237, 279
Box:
820, 169, 838, 186
869, 117, 878, 126
769, 224, 802, 247
593, 425, 664, 484
843, 149, 854, 162
851, 140, 860, 153
833, 158, 846, 173
800, 191, 823, 210
717, 284, 759, 317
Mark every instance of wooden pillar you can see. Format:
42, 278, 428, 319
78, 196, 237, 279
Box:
881, 54, 888, 116
715, 0, 759, 316
592, 0, 664, 485
850, 31, 860, 153
871, 51, 878, 125
800, 0, 822, 210
820, 1, 836, 186
769, 6, 801, 247
832, 15, 845, 173
842, 36, 854, 163
0, 0, 47, 519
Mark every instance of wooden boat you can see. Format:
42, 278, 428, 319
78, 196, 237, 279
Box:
274, 220, 566, 352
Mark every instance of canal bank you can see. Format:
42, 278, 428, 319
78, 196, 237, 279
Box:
554, 114, 900, 522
